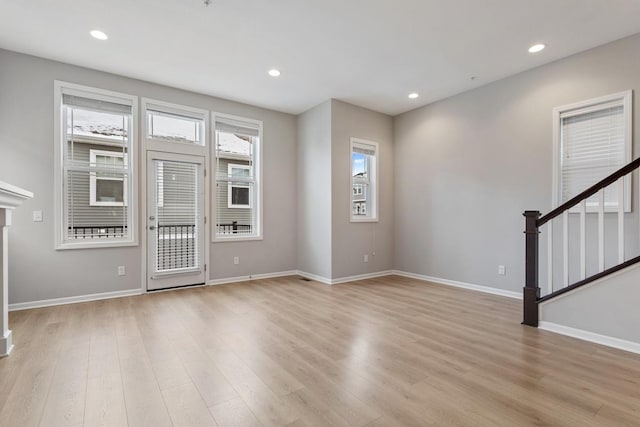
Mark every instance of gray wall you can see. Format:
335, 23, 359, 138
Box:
331, 100, 394, 278
297, 101, 332, 278
0, 48, 298, 303
540, 265, 640, 344
393, 34, 640, 294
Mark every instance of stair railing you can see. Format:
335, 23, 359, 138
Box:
523, 157, 640, 326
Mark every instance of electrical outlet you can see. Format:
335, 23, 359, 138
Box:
117, 266, 126, 276
32, 210, 43, 222
498, 265, 506, 276
364, 254, 369, 263
234, 256, 240, 265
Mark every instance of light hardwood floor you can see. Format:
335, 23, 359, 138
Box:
1, 275, 639, 426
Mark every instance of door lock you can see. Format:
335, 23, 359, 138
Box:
149, 216, 155, 221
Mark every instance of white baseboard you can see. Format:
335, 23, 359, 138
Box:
296, 270, 332, 284
0, 331, 13, 358
8, 288, 143, 312
330, 270, 394, 284
392, 270, 522, 300
207, 270, 298, 286
539, 321, 640, 355
296, 270, 393, 285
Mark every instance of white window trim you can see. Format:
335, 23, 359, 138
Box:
227, 163, 252, 209
142, 98, 209, 156
350, 137, 379, 222
552, 90, 632, 213
89, 149, 129, 207
212, 112, 263, 242
54, 81, 138, 250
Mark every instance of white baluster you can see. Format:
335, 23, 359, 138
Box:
598, 188, 605, 272
547, 220, 553, 295
579, 199, 586, 280
563, 210, 569, 287
618, 178, 625, 264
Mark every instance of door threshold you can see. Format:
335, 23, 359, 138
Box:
147, 282, 206, 293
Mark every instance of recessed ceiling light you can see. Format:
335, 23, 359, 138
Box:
408, 93, 419, 99
528, 43, 545, 53
268, 69, 281, 77
90, 30, 108, 40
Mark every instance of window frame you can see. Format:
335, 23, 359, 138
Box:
227, 163, 252, 209
350, 138, 379, 222
552, 90, 633, 213
54, 81, 138, 250
89, 149, 129, 207
142, 98, 209, 157
212, 112, 263, 242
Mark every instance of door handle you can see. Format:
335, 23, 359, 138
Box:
149, 225, 156, 230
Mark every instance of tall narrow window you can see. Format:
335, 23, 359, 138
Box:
55, 82, 137, 248
214, 114, 262, 239
351, 138, 378, 221
554, 91, 632, 212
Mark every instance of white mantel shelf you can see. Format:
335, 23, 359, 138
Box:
0, 181, 33, 357
0, 181, 34, 209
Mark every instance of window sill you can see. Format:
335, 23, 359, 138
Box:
212, 235, 264, 243
350, 217, 379, 223
56, 240, 139, 250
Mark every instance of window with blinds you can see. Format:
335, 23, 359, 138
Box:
214, 115, 261, 239
56, 83, 136, 247
351, 138, 379, 221
556, 91, 632, 212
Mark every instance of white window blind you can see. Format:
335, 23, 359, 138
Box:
351, 139, 378, 221
61, 89, 134, 243
214, 116, 261, 238
559, 93, 631, 211
154, 160, 200, 272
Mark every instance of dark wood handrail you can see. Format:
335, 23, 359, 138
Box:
538, 157, 640, 227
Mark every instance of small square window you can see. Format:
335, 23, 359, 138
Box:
89, 149, 128, 207
227, 164, 252, 209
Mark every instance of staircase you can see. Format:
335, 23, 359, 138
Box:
522, 157, 640, 327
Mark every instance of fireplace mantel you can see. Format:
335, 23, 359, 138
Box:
0, 181, 33, 357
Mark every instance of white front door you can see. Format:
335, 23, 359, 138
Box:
146, 151, 205, 290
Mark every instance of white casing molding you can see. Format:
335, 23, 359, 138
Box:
539, 321, 640, 355
8, 289, 142, 312
392, 270, 522, 299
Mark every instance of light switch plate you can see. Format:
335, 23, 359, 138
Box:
32, 210, 43, 222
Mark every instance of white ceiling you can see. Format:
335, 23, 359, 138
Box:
1, 0, 640, 116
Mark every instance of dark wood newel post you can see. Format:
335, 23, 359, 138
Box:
523, 210, 541, 327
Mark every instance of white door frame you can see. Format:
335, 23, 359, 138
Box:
141, 150, 209, 292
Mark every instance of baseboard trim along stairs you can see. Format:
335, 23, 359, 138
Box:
539, 321, 640, 355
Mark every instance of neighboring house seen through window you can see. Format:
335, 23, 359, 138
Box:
228, 164, 251, 208
214, 114, 262, 239
351, 138, 378, 221
554, 91, 632, 212
89, 149, 127, 206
